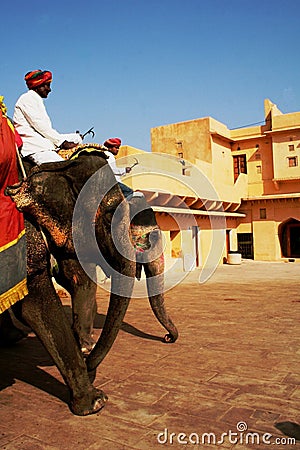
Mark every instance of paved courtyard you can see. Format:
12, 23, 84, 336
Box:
0, 260, 300, 449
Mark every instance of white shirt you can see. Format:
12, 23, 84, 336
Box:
104, 151, 126, 182
13, 90, 82, 159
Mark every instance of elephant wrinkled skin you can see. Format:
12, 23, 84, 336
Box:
4, 151, 178, 415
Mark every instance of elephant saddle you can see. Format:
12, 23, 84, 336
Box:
57, 143, 108, 161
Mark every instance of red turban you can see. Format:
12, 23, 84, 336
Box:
104, 138, 122, 148
24, 70, 52, 89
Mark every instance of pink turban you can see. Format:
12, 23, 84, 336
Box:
104, 138, 122, 148
24, 70, 52, 89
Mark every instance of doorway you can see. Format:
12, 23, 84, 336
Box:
237, 233, 254, 259
279, 218, 300, 258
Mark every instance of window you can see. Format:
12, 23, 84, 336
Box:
288, 156, 298, 167
256, 165, 262, 174
233, 154, 247, 182
260, 208, 267, 219
289, 144, 295, 151
255, 153, 261, 160
176, 141, 183, 156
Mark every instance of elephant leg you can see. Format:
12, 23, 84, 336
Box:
53, 260, 97, 355
24, 219, 106, 415
10, 300, 31, 330
0, 309, 28, 346
22, 269, 107, 415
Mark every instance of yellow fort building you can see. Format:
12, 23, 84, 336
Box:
118, 99, 300, 271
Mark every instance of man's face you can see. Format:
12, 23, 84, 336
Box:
34, 82, 52, 98
109, 146, 120, 156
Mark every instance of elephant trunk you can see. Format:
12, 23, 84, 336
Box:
86, 199, 136, 372
86, 288, 132, 372
142, 230, 179, 343
145, 268, 179, 343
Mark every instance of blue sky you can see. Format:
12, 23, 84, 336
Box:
1, 0, 300, 151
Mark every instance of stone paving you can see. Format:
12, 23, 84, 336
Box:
0, 260, 300, 449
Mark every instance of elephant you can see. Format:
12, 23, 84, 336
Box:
3, 148, 178, 414
1, 216, 109, 416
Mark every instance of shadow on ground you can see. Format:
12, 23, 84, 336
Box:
275, 421, 300, 441
0, 336, 69, 403
0, 305, 163, 407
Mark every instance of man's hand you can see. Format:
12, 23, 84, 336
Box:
125, 167, 132, 173
60, 141, 78, 150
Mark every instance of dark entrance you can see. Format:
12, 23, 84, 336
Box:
279, 218, 300, 258
290, 225, 300, 257
237, 233, 254, 259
